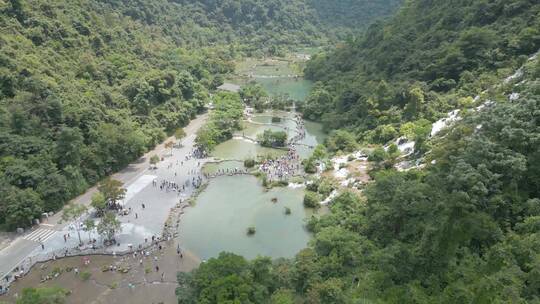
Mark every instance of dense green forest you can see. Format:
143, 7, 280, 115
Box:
72, 0, 403, 55
0, 0, 256, 229
0, 0, 399, 230
0, 0, 220, 229
304, 0, 540, 143
96, 0, 326, 55
310, 0, 402, 31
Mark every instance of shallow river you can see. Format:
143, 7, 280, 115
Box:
179, 175, 313, 260
178, 57, 326, 259
256, 77, 313, 101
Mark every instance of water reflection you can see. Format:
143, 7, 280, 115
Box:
179, 175, 314, 259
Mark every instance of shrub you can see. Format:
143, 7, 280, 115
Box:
303, 191, 321, 208
80, 271, 91, 281
271, 288, 295, 303
323, 160, 333, 171
326, 130, 358, 152
305, 215, 319, 232
368, 147, 387, 162
289, 176, 305, 184
284, 207, 291, 215
373, 124, 398, 144
303, 158, 318, 173
52, 267, 63, 276
247, 226, 256, 235
318, 179, 335, 197
257, 129, 288, 147
149, 155, 160, 167
244, 158, 256, 168
306, 180, 319, 192
270, 180, 289, 188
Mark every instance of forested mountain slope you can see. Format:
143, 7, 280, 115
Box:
304, 0, 540, 143
98, 0, 326, 54
0, 0, 221, 229
310, 0, 402, 30
102, 0, 404, 53
0, 0, 400, 230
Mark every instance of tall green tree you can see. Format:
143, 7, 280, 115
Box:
56, 127, 84, 169
3, 188, 43, 229
61, 203, 88, 245
83, 218, 95, 243
97, 179, 126, 209
97, 212, 121, 243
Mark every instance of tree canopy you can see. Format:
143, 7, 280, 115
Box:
195, 92, 244, 152
304, 0, 540, 144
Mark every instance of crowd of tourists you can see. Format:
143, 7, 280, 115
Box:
258, 113, 306, 181
151, 147, 208, 197
288, 113, 306, 145
259, 148, 301, 180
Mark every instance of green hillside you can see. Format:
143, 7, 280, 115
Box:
0, 0, 399, 229
310, 0, 402, 29
304, 0, 540, 142
0, 0, 213, 229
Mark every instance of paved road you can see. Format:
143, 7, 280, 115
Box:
0, 113, 208, 281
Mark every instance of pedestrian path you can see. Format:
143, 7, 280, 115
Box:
22, 228, 57, 243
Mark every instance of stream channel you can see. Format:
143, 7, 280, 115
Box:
178, 55, 327, 260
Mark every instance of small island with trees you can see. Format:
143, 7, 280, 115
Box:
257, 130, 288, 148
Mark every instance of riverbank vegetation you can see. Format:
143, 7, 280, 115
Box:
195, 93, 244, 152
257, 172, 289, 190
257, 130, 288, 148
241, 82, 294, 112
302, 144, 329, 174
240, 83, 269, 112
243, 158, 256, 168
302, 191, 321, 209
